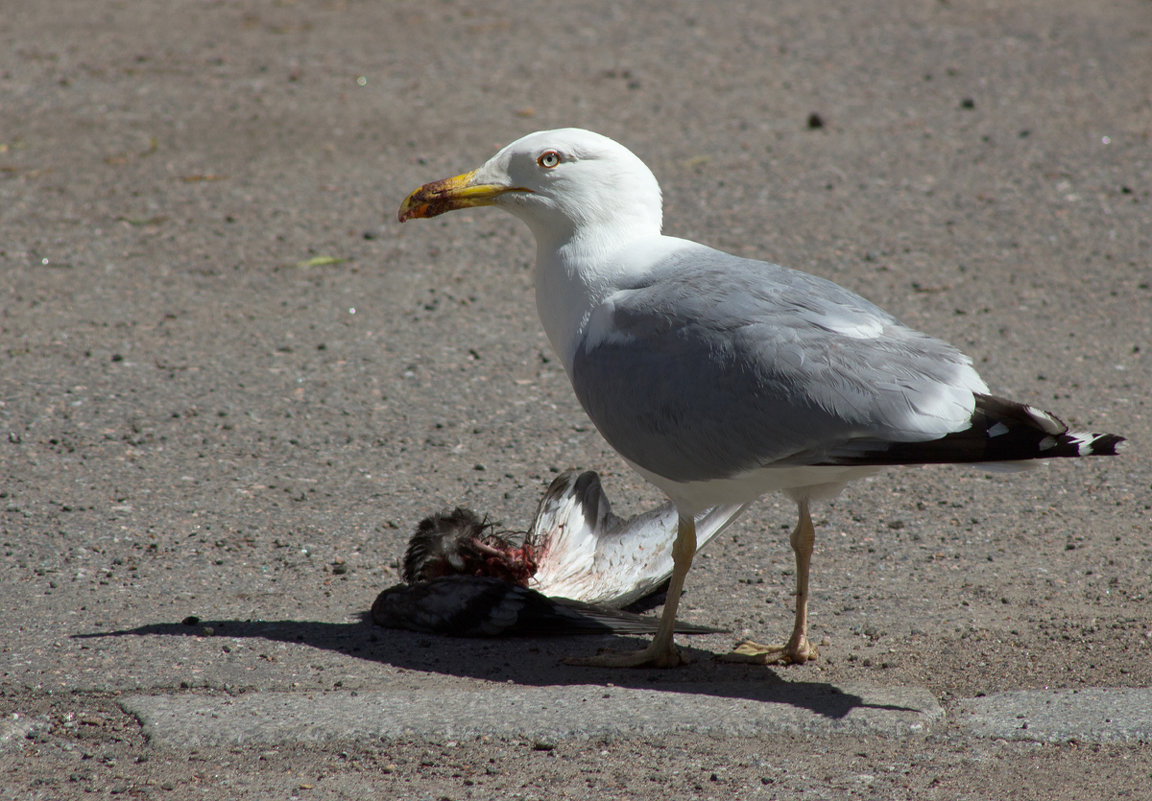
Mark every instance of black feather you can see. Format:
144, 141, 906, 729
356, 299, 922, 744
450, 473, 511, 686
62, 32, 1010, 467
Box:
819, 393, 1125, 466
371, 576, 723, 638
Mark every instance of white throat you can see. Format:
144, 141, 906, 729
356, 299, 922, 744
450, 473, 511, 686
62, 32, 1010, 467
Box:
533, 231, 692, 371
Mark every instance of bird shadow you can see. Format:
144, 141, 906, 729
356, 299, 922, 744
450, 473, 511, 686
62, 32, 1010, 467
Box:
73, 614, 922, 722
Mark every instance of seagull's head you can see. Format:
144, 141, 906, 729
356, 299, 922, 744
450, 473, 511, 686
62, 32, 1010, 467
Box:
398, 128, 663, 244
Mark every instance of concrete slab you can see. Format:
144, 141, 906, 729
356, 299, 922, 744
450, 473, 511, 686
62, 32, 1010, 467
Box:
122, 682, 942, 747
957, 688, 1152, 744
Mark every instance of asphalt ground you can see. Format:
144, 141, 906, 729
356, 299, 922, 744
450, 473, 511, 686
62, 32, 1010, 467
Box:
1, 0, 1150, 798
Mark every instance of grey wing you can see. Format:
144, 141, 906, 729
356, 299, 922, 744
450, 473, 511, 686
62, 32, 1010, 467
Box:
570, 249, 987, 484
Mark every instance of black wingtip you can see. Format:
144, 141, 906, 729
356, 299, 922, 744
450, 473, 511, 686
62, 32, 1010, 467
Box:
819, 394, 1125, 467
1079, 432, 1126, 456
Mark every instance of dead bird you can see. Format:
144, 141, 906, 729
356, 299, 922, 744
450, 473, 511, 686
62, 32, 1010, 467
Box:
372, 470, 746, 637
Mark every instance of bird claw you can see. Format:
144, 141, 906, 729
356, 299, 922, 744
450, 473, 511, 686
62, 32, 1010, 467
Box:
717, 637, 818, 665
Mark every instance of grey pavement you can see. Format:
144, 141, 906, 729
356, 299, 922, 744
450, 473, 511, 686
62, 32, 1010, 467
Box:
118, 684, 1152, 748
120, 682, 943, 747
957, 688, 1152, 745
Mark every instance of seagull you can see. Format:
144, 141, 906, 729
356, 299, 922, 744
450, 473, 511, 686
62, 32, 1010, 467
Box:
373, 470, 744, 637
397, 128, 1124, 668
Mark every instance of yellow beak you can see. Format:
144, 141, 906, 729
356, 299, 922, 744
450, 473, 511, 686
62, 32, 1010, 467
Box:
397, 169, 523, 222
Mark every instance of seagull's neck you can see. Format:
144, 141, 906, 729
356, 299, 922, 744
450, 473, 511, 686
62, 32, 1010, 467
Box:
532, 224, 667, 369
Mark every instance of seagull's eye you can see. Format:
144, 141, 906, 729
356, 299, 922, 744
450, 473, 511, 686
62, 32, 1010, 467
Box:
537, 150, 561, 169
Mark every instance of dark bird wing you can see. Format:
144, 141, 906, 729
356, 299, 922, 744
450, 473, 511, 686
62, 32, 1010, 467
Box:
370, 576, 723, 638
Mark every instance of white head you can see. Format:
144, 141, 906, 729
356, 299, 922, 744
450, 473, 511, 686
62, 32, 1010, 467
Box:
399, 128, 663, 249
